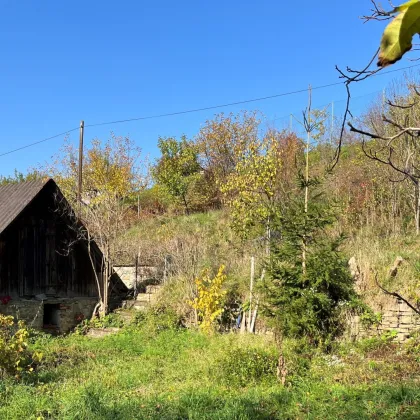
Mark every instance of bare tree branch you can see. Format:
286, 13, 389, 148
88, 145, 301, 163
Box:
374, 272, 420, 316
361, 0, 394, 23
331, 49, 381, 170
386, 99, 418, 109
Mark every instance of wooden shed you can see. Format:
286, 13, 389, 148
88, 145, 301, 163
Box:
0, 178, 120, 332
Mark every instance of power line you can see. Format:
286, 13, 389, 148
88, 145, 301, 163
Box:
84, 82, 342, 128
0, 127, 79, 158
271, 88, 384, 123
1, 62, 420, 158
85, 63, 420, 128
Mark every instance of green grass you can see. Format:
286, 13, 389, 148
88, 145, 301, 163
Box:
2, 317, 420, 420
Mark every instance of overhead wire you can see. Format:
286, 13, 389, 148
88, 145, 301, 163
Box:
0, 127, 79, 158
1, 62, 420, 158
84, 62, 420, 128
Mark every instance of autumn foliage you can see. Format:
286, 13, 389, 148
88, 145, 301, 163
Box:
189, 265, 227, 334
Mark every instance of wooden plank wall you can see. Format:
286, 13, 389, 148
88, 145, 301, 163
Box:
0, 185, 98, 298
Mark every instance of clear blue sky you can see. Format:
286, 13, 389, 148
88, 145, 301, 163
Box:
0, 0, 417, 176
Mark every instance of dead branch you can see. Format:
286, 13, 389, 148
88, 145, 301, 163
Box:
386, 99, 418, 109
359, 137, 420, 185
374, 272, 420, 316
348, 121, 420, 144
410, 84, 420, 97
361, 0, 394, 23
331, 49, 381, 170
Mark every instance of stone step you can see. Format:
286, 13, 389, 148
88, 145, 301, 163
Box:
136, 293, 158, 302
115, 309, 136, 324
123, 300, 150, 311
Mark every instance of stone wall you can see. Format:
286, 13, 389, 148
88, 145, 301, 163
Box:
0, 297, 98, 333
348, 298, 420, 342
113, 265, 158, 290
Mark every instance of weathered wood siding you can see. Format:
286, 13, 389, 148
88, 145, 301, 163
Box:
0, 183, 98, 298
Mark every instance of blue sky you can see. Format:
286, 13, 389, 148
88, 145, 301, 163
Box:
0, 0, 417, 176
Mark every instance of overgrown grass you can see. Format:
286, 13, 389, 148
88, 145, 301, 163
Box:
121, 210, 260, 321
125, 210, 420, 315
345, 230, 420, 308
1, 314, 420, 419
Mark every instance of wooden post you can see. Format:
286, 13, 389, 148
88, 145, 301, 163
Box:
247, 256, 255, 332
250, 270, 265, 333
77, 120, 85, 216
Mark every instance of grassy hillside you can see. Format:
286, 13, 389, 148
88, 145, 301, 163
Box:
345, 231, 420, 308
2, 314, 420, 419
121, 210, 420, 315
5, 209, 414, 419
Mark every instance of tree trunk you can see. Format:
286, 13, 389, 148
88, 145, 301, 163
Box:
101, 243, 110, 317
250, 299, 259, 333
302, 85, 311, 275
266, 218, 271, 256
182, 195, 190, 215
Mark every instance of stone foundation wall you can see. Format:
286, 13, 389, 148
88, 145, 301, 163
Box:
348, 298, 420, 342
0, 297, 98, 333
113, 266, 159, 290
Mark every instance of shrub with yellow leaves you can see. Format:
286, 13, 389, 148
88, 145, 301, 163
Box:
189, 265, 227, 334
0, 315, 42, 378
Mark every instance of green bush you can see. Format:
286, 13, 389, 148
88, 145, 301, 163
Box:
355, 330, 398, 353
133, 307, 183, 335
405, 331, 420, 361
360, 310, 382, 328
74, 313, 124, 335
213, 346, 277, 386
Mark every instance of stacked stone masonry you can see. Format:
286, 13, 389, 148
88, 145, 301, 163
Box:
0, 298, 98, 333
349, 298, 420, 342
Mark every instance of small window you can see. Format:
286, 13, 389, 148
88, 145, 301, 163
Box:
43, 304, 60, 328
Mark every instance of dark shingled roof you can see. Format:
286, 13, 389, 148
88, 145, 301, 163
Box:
0, 178, 53, 235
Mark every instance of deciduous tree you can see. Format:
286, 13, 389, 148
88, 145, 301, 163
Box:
152, 136, 201, 215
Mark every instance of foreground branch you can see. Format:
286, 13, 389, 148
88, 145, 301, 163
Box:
361, 0, 394, 23
374, 273, 420, 316
348, 122, 420, 143
331, 49, 381, 170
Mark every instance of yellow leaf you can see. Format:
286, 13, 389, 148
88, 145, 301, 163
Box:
378, 0, 420, 67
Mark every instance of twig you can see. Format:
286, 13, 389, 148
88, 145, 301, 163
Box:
331, 49, 381, 171
374, 272, 420, 316
386, 99, 417, 109
361, 0, 394, 23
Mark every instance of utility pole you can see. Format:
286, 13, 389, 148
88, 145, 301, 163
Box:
78, 120, 85, 216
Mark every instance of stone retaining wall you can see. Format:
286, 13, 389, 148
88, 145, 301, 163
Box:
0, 297, 98, 333
348, 298, 420, 342
113, 266, 158, 290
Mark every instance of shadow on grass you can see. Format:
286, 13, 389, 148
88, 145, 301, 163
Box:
58, 383, 420, 420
